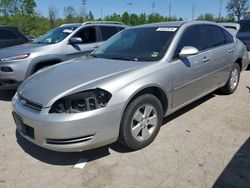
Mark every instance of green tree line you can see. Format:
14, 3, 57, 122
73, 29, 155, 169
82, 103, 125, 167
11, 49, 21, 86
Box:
0, 0, 248, 36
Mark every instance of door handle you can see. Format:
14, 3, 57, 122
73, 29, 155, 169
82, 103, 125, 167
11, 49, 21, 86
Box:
93, 45, 99, 49
228, 49, 234, 54
202, 57, 210, 63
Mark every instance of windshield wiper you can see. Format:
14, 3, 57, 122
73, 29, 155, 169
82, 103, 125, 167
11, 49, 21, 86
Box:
109, 56, 138, 61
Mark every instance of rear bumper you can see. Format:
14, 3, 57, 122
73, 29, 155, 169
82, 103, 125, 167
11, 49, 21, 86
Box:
12, 93, 123, 152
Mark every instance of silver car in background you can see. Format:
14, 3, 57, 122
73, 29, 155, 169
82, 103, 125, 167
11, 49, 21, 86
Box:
12, 21, 249, 152
0, 21, 126, 89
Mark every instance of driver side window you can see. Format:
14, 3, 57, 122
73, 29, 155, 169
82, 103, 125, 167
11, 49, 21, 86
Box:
173, 25, 205, 59
74, 27, 97, 44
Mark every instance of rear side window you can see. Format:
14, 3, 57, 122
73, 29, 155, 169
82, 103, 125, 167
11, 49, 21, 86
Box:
223, 29, 234, 43
174, 25, 205, 59
100, 26, 120, 41
0, 29, 19, 40
202, 25, 226, 48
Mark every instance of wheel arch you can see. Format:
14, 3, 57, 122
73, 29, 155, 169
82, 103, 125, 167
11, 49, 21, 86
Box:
122, 85, 169, 117
25, 58, 63, 78
235, 58, 243, 71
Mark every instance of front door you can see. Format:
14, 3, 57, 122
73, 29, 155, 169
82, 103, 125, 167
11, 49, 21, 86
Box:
65, 26, 103, 59
171, 25, 212, 108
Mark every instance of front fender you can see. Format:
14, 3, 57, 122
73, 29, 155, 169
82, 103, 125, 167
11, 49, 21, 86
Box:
25, 55, 63, 78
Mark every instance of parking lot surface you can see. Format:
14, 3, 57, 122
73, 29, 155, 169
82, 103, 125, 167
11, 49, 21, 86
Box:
0, 70, 250, 188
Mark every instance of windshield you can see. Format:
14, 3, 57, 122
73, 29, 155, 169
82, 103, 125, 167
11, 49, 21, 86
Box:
33, 26, 78, 44
93, 27, 177, 61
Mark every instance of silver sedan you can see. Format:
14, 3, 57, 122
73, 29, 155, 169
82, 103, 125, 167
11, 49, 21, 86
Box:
12, 21, 249, 152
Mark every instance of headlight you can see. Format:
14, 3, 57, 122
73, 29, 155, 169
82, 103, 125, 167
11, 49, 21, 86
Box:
1, 54, 30, 62
49, 89, 112, 114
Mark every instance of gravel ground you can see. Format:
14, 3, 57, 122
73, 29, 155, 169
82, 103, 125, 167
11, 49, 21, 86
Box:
0, 70, 249, 188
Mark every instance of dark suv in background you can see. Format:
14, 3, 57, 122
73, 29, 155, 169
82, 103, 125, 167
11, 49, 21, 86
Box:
0, 25, 29, 49
237, 19, 250, 51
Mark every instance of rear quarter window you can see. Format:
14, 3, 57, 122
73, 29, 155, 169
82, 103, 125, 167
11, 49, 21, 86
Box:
99, 26, 120, 41
223, 29, 234, 43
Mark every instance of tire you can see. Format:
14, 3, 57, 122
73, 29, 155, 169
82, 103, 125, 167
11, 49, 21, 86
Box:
219, 63, 240, 95
119, 94, 163, 150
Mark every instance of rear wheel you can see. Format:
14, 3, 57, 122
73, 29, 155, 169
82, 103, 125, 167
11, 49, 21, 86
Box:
219, 63, 240, 95
119, 94, 163, 150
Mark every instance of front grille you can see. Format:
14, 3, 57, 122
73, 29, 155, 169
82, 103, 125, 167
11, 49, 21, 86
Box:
46, 135, 94, 145
18, 95, 43, 112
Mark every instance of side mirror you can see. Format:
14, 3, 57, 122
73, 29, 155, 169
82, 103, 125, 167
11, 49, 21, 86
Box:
69, 37, 82, 44
179, 46, 199, 57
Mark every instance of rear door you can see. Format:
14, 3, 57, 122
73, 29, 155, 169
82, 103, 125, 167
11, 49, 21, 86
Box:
66, 26, 103, 58
99, 26, 124, 41
171, 25, 212, 108
201, 25, 234, 87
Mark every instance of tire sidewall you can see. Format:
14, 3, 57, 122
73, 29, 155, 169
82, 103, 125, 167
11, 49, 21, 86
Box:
119, 94, 163, 150
227, 63, 240, 93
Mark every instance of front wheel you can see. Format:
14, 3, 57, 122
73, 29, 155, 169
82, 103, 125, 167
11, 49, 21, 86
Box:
119, 94, 163, 150
219, 63, 240, 95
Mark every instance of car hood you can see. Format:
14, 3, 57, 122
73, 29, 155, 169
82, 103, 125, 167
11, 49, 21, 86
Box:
19, 57, 148, 107
0, 43, 50, 58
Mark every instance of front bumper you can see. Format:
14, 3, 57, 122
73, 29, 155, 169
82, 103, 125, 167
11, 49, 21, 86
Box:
12, 94, 123, 152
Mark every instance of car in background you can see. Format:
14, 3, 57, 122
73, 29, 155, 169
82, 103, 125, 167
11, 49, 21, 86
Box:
0, 25, 29, 49
237, 19, 250, 69
12, 21, 249, 152
0, 21, 126, 89
237, 19, 250, 51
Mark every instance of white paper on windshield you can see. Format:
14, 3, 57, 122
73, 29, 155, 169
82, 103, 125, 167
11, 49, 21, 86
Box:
63, 29, 74, 33
156, 27, 177, 32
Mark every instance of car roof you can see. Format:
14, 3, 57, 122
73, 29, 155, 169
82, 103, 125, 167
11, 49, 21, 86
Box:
131, 21, 224, 29
60, 21, 126, 28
